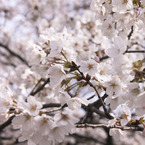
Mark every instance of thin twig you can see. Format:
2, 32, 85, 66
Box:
100, 55, 109, 61
42, 103, 61, 108
125, 50, 145, 53
76, 123, 144, 131
127, 26, 134, 40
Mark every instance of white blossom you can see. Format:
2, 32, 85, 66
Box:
120, 105, 131, 126
67, 97, 89, 110
49, 40, 63, 58
79, 59, 98, 76
104, 76, 122, 96
135, 92, 145, 116
0, 83, 13, 114
106, 36, 127, 58
109, 128, 124, 139
1, 0, 145, 144
22, 96, 42, 116
48, 64, 66, 87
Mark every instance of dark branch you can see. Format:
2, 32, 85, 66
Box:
0, 60, 16, 67
127, 26, 134, 40
76, 123, 144, 131
0, 115, 15, 132
42, 103, 61, 108
0, 42, 28, 66
100, 55, 109, 61
30, 78, 50, 96
28, 78, 43, 97
125, 50, 145, 53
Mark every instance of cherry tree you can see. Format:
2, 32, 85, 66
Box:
0, 0, 145, 145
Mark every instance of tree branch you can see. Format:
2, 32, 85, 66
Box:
28, 78, 43, 97
30, 78, 50, 96
127, 26, 134, 40
74, 62, 111, 118
42, 103, 61, 108
125, 50, 145, 53
76, 123, 144, 131
0, 115, 15, 132
0, 42, 28, 66
0, 60, 16, 67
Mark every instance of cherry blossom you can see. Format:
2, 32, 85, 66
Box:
104, 76, 123, 96
0, 0, 145, 145
79, 59, 98, 76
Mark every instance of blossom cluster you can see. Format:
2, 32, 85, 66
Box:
0, 0, 145, 145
